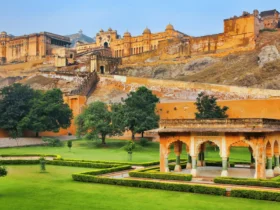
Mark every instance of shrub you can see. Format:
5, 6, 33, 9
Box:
129, 170, 192, 181
214, 177, 280, 188
139, 138, 149, 147
72, 173, 226, 196
0, 165, 7, 177
42, 137, 63, 147
39, 156, 46, 171
0, 160, 40, 165
231, 189, 280, 202
46, 160, 123, 169
67, 140, 72, 151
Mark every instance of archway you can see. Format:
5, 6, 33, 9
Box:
100, 66, 105, 74
228, 140, 255, 178
192, 140, 222, 178
104, 42, 109, 48
273, 140, 280, 174
266, 141, 274, 177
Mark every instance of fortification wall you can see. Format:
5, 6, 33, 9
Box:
98, 75, 280, 101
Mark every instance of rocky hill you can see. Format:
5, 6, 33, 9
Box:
119, 30, 280, 90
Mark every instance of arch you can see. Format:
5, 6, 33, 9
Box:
195, 139, 221, 157
104, 42, 109, 48
100, 66, 105, 74
273, 140, 279, 155
227, 139, 255, 157
266, 141, 273, 157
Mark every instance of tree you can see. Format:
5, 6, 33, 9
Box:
20, 89, 73, 136
123, 86, 159, 140
75, 101, 120, 145
195, 92, 229, 119
124, 141, 135, 161
0, 84, 35, 139
67, 140, 72, 151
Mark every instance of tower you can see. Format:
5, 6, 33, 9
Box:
123, 31, 131, 56
0, 31, 8, 64
143, 27, 151, 52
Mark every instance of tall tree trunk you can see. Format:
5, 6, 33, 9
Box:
36, 132, 39, 137
141, 131, 144, 138
101, 134, 106, 145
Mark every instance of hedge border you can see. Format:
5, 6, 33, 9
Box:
214, 177, 280, 188
72, 173, 226, 196
231, 189, 280, 202
0, 154, 61, 159
129, 169, 192, 181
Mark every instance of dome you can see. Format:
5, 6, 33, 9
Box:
143, 27, 151, 34
1, 31, 7, 35
108, 27, 113, 31
96, 33, 100, 36
124, 31, 131, 37
100, 29, 104, 32
166, 24, 174, 31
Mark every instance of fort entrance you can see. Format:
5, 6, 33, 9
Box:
156, 119, 280, 179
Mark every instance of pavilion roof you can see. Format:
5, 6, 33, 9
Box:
153, 118, 280, 133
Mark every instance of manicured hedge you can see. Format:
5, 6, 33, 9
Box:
82, 165, 131, 176
231, 189, 280, 202
129, 170, 192, 181
61, 158, 183, 167
205, 161, 235, 167
46, 160, 122, 168
214, 177, 280, 188
72, 173, 226, 196
0, 154, 61, 159
0, 160, 40, 165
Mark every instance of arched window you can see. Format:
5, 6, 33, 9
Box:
104, 42, 109, 48
142, 47, 144, 52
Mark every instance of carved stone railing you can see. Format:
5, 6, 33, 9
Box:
159, 118, 280, 129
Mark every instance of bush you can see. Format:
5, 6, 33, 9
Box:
42, 137, 63, 147
214, 177, 280, 188
0, 160, 40, 165
139, 138, 149, 147
231, 189, 280, 202
72, 173, 226, 196
0, 165, 7, 177
129, 170, 192, 181
0, 154, 61, 159
47, 160, 123, 168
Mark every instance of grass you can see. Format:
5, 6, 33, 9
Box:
0, 165, 279, 210
0, 140, 251, 163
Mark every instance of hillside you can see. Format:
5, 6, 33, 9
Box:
119, 30, 280, 90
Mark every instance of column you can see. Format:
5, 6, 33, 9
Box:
266, 157, 274, 178
197, 152, 202, 167
174, 141, 182, 172
191, 156, 197, 177
274, 155, 280, 174
187, 154, 192, 169
250, 153, 255, 169
164, 154, 169, 172
221, 157, 228, 177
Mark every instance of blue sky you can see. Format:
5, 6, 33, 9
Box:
1, 0, 279, 37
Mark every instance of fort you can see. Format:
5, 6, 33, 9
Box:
0, 31, 71, 64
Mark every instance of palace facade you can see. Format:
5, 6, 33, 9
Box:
0, 31, 71, 64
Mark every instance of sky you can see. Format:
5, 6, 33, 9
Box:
1, 0, 279, 38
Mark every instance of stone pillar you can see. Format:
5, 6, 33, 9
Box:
164, 154, 170, 172
250, 153, 255, 169
197, 144, 205, 167
191, 156, 197, 177
174, 141, 182, 172
187, 154, 192, 169
160, 142, 170, 173
266, 157, 274, 178
221, 157, 229, 177
274, 155, 280, 174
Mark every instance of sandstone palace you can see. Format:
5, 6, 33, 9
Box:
0, 9, 279, 67
0, 31, 71, 64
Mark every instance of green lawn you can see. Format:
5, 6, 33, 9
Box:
0, 140, 251, 163
0, 165, 278, 210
